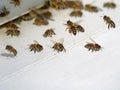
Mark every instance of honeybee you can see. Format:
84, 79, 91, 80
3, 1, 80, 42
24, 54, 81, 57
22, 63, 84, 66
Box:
52, 38, 66, 52
5, 45, 17, 56
39, 1, 50, 10
0, 22, 8, 29
42, 11, 52, 19
5, 29, 20, 37
10, 0, 21, 6
33, 17, 49, 26
70, 10, 83, 17
103, 2, 116, 9
21, 13, 34, 21
43, 28, 56, 37
64, 1, 84, 10
12, 17, 23, 24
66, 20, 84, 35
0, 6, 10, 18
84, 4, 99, 12
103, 15, 115, 29
6, 22, 19, 29
29, 40, 43, 53
49, 0, 66, 10
84, 39, 102, 52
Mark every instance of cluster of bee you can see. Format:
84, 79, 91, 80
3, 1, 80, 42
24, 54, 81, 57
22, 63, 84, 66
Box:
0, 0, 117, 57
65, 20, 84, 35
5, 38, 66, 56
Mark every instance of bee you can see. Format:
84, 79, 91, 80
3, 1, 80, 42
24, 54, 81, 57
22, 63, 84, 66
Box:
49, 0, 66, 10
0, 22, 8, 29
29, 40, 43, 53
43, 28, 56, 37
84, 39, 102, 52
12, 17, 23, 24
64, 1, 84, 10
0, 6, 10, 18
5, 29, 20, 37
42, 11, 52, 19
5, 45, 17, 56
30, 10, 49, 26
66, 20, 84, 35
10, 0, 21, 6
6, 22, 19, 29
39, 1, 50, 10
21, 13, 34, 21
103, 2, 116, 9
70, 10, 83, 17
74, 24, 85, 32
84, 4, 99, 12
52, 38, 66, 52
103, 15, 115, 29
33, 17, 49, 26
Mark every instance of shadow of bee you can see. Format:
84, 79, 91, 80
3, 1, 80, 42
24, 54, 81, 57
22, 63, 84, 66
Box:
52, 38, 66, 53
10, 0, 21, 6
43, 28, 56, 37
0, 6, 10, 18
29, 40, 43, 53
5, 45, 17, 56
84, 39, 102, 52
103, 15, 115, 29
103, 2, 116, 9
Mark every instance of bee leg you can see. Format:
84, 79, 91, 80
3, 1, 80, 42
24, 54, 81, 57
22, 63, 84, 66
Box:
13, 50, 17, 56
64, 48, 66, 52
108, 24, 110, 29
34, 49, 36, 53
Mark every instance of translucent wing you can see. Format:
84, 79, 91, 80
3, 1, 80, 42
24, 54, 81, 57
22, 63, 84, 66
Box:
33, 40, 39, 44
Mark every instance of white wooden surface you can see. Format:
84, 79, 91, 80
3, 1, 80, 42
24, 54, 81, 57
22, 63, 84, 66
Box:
0, 0, 120, 90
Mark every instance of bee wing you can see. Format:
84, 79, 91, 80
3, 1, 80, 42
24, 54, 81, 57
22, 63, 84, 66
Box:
74, 20, 82, 24
33, 40, 39, 44
58, 38, 64, 44
89, 38, 96, 43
